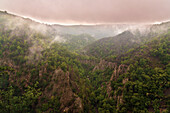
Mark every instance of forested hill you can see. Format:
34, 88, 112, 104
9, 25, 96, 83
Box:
85, 32, 170, 113
0, 10, 96, 52
0, 11, 169, 113
84, 31, 139, 58
85, 22, 170, 58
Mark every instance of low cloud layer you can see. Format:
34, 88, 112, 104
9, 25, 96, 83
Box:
0, 0, 170, 24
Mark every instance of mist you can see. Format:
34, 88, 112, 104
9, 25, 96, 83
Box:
0, 0, 170, 24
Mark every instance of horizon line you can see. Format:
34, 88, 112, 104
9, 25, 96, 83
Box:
1, 9, 170, 26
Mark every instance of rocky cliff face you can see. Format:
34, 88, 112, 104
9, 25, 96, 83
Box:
43, 68, 83, 113
93, 59, 117, 71
93, 59, 130, 109
0, 56, 83, 112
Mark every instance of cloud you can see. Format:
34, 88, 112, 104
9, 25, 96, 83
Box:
0, 0, 170, 24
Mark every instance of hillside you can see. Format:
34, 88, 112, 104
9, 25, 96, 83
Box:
0, 11, 96, 52
85, 22, 170, 58
85, 32, 170, 113
59, 34, 96, 52
0, 28, 89, 112
0, 11, 169, 113
85, 31, 140, 58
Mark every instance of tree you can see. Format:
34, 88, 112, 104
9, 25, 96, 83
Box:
0, 82, 41, 113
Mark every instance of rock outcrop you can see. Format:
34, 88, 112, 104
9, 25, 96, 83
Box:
43, 68, 83, 113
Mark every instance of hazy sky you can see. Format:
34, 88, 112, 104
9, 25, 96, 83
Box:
0, 0, 170, 24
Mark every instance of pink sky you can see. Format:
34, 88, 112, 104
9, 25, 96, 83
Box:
0, 0, 170, 25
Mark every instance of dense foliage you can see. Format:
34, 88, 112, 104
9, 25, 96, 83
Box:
0, 11, 169, 113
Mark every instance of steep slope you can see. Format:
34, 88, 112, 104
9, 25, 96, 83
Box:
86, 32, 170, 113
85, 21, 170, 58
85, 31, 140, 58
0, 11, 96, 52
0, 10, 169, 113
110, 32, 170, 113
59, 34, 96, 52
0, 26, 89, 112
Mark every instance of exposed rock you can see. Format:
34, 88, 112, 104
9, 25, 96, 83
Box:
43, 68, 83, 113
105, 62, 130, 110
107, 65, 117, 98
79, 59, 97, 66
93, 59, 116, 71
122, 78, 129, 84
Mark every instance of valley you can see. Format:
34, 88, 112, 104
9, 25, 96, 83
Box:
0, 11, 169, 113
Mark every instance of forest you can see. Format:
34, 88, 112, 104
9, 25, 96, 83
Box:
0, 11, 169, 113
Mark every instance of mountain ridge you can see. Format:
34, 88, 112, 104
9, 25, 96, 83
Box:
1, 10, 170, 40
0, 10, 169, 113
